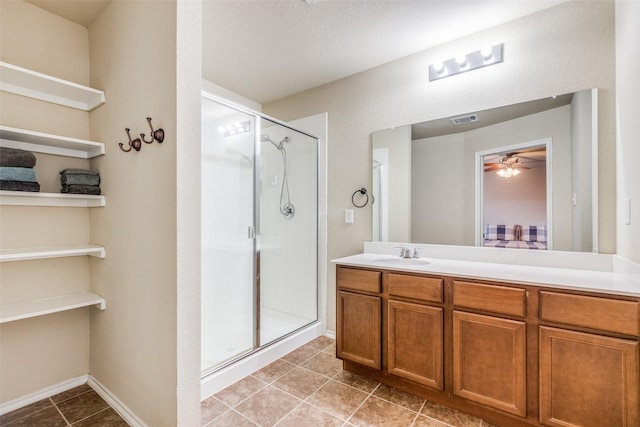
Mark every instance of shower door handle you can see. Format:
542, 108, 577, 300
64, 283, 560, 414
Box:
248, 226, 256, 239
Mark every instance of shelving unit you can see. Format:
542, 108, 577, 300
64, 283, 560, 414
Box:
0, 61, 105, 111
0, 191, 105, 207
0, 125, 105, 158
0, 292, 106, 324
0, 61, 107, 323
0, 244, 106, 262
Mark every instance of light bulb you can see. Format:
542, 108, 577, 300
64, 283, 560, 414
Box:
433, 61, 444, 73
481, 45, 493, 60
455, 54, 467, 67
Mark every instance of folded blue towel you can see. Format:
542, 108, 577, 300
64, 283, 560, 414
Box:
0, 166, 37, 182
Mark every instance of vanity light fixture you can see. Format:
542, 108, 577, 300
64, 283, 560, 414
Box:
429, 43, 503, 81
218, 120, 251, 137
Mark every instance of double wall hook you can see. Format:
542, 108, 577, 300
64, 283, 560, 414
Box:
140, 117, 164, 144
119, 117, 164, 153
118, 128, 142, 152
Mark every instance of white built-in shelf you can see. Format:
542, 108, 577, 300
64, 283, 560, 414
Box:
0, 125, 105, 158
0, 190, 105, 207
0, 61, 105, 111
0, 292, 106, 324
0, 244, 106, 263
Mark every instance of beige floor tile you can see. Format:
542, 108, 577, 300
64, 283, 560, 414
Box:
234, 385, 301, 427
204, 409, 258, 427
413, 414, 451, 427
304, 335, 336, 351
373, 383, 425, 412
306, 380, 369, 420
301, 352, 343, 377
201, 396, 229, 425
214, 375, 266, 407
349, 396, 418, 426
273, 366, 330, 399
420, 401, 483, 427
281, 345, 319, 365
72, 407, 129, 427
333, 370, 380, 393
251, 359, 296, 383
0, 405, 67, 427
277, 402, 344, 427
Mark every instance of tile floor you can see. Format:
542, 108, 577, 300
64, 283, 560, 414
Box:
0, 384, 127, 427
202, 336, 497, 427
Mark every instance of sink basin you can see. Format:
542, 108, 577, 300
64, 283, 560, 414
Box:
372, 257, 430, 266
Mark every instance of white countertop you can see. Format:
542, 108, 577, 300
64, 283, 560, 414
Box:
332, 252, 640, 297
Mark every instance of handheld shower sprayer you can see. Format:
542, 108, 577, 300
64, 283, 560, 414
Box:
262, 134, 295, 219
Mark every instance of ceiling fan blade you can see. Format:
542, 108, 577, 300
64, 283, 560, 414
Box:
484, 164, 502, 171
514, 164, 530, 169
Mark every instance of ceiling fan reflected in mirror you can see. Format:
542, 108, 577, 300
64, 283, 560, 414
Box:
484, 148, 546, 179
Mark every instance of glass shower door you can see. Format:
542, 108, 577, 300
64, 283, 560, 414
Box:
201, 97, 256, 372
258, 118, 318, 346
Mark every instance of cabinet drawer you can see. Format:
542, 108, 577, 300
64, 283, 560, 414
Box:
540, 291, 640, 336
389, 274, 443, 303
337, 267, 381, 293
453, 281, 526, 317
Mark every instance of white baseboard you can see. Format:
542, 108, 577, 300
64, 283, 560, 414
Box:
0, 374, 144, 427
325, 330, 336, 339
87, 376, 145, 427
0, 375, 88, 415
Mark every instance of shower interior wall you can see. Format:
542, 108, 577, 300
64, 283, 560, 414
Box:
201, 97, 318, 372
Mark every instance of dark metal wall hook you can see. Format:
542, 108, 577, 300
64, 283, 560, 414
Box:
119, 128, 141, 152
140, 117, 164, 144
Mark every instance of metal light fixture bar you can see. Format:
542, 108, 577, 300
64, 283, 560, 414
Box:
429, 43, 504, 81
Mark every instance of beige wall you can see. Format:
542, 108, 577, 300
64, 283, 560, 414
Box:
0, 1, 93, 402
264, 1, 616, 332
616, 1, 640, 264
88, 1, 178, 425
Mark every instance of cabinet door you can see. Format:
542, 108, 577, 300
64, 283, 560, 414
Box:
453, 311, 527, 416
388, 300, 443, 389
539, 326, 639, 427
337, 291, 381, 369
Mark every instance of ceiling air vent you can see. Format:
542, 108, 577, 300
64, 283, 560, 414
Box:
450, 114, 478, 126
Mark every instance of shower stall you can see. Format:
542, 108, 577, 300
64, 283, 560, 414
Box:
200, 94, 319, 378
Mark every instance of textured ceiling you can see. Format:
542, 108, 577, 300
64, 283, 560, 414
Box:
25, 0, 565, 105
202, 0, 566, 104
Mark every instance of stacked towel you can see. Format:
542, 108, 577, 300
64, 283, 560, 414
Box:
0, 147, 40, 192
60, 168, 101, 195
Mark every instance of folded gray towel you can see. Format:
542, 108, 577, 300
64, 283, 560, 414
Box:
0, 180, 40, 192
61, 184, 101, 195
0, 147, 37, 168
60, 168, 100, 186
60, 173, 100, 186
0, 166, 37, 182
59, 168, 99, 176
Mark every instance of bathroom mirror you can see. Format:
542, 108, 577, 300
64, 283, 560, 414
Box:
371, 89, 598, 252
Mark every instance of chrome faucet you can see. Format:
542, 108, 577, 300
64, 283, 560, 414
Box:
395, 246, 412, 258
412, 247, 424, 259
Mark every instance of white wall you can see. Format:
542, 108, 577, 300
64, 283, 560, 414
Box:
88, 2, 179, 425
372, 126, 411, 242
264, 1, 616, 332
484, 167, 547, 226
615, 1, 640, 264
0, 0, 93, 402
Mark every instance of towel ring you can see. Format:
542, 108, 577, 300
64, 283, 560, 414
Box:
352, 188, 370, 208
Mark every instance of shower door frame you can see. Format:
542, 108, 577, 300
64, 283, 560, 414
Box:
201, 93, 320, 377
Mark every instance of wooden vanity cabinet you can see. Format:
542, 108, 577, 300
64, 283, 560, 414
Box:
452, 281, 528, 416
387, 274, 444, 389
538, 291, 640, 427
335, 264, 640, 427
336, 267, 382, 369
